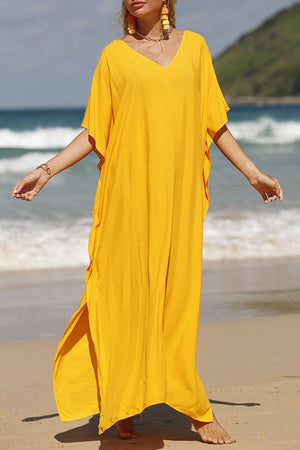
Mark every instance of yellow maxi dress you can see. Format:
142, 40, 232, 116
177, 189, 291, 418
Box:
53, 29, 229, 435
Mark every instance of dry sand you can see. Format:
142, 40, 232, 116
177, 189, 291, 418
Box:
1, 313, 299, 449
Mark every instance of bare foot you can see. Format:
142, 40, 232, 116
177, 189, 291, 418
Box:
116, 416, 142, 439
188, 411, 236, 444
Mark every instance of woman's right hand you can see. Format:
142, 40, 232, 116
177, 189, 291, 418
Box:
11, 168, 51, 201
11, 130, 95, 202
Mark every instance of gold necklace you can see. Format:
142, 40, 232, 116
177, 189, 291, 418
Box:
135, 25, 173, 41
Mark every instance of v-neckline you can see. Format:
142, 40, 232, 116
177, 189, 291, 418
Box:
118, 30, 186, 69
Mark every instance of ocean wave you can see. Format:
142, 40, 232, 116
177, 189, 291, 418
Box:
0, 116, 299, 150
0, 218, 92, 271
0, 126, 81, 149
203, 208, 300, 260
0, 152, 57, 174
228, 116, 300, 145
0, 209, 299, 271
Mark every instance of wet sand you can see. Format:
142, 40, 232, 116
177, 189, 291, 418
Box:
0, 256, 299, 342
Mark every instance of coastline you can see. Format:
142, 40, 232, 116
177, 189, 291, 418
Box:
0, 256, 299, 343
225, 96, 300, 105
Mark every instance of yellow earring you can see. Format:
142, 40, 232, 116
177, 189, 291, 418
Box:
161, 1, 170, 31
127, 13, 136, 35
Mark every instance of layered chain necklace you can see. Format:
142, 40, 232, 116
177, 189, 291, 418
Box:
135, 25, 174, 42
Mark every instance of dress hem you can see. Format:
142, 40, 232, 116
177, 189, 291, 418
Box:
98, 398, 213, 435
57, 398, 213, 435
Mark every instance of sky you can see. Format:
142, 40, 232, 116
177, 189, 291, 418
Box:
0, 0, 297, 109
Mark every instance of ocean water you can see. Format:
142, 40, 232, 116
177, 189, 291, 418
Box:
0, 105, 299, 272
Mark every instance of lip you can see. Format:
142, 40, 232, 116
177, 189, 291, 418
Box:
132, 2, 146, 8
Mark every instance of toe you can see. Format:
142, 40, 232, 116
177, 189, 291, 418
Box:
218, 438, 224, 444
200, 435, 217, 444
224, 436, 236, 444
116, 425, 141, 440
117, 431, 138, 439
131, 430, 142, 438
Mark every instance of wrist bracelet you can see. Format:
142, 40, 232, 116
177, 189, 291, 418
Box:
36, 163, 51, 176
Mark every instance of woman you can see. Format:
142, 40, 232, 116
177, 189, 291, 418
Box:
12, 0, 283, 445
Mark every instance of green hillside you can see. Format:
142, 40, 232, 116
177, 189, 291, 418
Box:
213, 3, 300, 98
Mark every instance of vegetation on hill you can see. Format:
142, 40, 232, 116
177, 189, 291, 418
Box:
213, 3, 300, 98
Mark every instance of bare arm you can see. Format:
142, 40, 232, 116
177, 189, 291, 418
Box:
12, 128, 93, 201
43, 128, 93, 177
213, 125, 283, 203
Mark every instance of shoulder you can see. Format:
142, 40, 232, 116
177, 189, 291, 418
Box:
185, 30, 210, 50
92, 40, 121, 71
94, 39, 121, 62
99, 40, 119, 58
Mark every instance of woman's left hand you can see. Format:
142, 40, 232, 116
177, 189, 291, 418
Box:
248, 170, 283, 204
213, 126, 284, 204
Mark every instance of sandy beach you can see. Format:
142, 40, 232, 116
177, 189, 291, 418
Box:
0, 314, 299, 449
0, 257, 299, 449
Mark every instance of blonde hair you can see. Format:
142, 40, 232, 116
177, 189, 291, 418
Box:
112, 1, 177, 36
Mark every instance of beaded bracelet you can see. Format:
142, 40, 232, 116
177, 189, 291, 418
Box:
36, 163, 51, 176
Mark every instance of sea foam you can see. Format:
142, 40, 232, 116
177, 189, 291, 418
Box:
0, 152, 57, 173
228, 116, 300, 145
0, 116, 299, 150
203, 208, 300, 260
0, 127, 81, 149
0, 209, 299, 271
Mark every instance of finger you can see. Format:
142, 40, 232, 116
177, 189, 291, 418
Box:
12, 185, 21, 196
25, 190, 37, 201
274, 179, 284, 201
265, 193, 274, 203
26, 193, 34, 201
12, 181, 20, 193
12, 180, 24, 194
268, 192, 277, 202
277, 185, 283, 201
261, 191, 268, 203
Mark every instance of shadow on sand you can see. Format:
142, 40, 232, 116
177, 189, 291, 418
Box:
48, 400, 260, 448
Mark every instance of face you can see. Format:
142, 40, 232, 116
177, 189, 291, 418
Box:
123, 0, 163, 18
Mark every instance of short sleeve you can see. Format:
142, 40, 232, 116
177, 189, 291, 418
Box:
81, 48, 113, 168
203, 40, 230, 139
200, 37, 230, 220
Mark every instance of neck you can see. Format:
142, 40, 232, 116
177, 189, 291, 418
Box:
136, 15, 163, 38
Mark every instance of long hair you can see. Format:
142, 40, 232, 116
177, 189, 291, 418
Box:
112, 1, 177, 36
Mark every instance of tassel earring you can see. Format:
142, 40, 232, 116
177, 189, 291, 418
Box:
127, 13, 136, 35
161, 1, 170, 32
